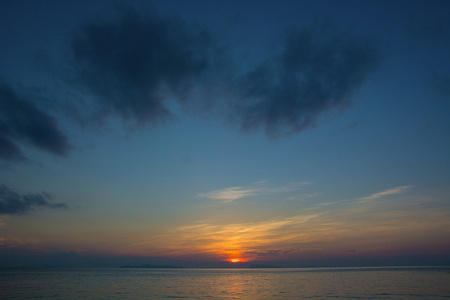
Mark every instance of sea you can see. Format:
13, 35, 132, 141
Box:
1, 266, 449, 299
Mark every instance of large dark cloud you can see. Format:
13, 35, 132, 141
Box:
0, 184, 67, 215
0, 83, 70, 162
72, 9, 216, 126
232, 25, 380, 137
70, 9, 379, 137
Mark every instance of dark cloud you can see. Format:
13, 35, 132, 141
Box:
0, 82, 70, 162
69, 9, 379, 137
233, 24, 380, 137
72, 8, 216, 126
0, 184, 67, 215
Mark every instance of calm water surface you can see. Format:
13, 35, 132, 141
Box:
1, 266, 449, 299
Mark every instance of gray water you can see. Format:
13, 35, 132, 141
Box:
1, 266, 449, 299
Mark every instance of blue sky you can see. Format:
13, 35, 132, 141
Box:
0, 0, 449, 267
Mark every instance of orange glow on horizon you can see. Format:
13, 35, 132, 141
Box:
229, 258, 248, 263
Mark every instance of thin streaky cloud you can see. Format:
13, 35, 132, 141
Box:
198, 181, 313, 202
138, 195, 449, 259
359, 186, 413, 202
198, 186, 258, 202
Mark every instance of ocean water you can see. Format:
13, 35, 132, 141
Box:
1, 266, 449, 299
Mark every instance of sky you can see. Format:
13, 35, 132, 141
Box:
0, 0, 449, 268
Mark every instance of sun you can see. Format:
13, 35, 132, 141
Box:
230, 258, 241, 263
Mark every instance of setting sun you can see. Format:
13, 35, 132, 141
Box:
230, 258, 241, 263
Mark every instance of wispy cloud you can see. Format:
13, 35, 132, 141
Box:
198, 181, 312, 203
359, 186, 413, 202
148, 212, 324, 258
198, 186, 259, 202
120, 188, 450, 259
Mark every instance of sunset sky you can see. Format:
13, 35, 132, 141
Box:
1, 0, 449, 267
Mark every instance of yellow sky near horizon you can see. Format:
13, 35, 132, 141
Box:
1, 185, 449, 263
